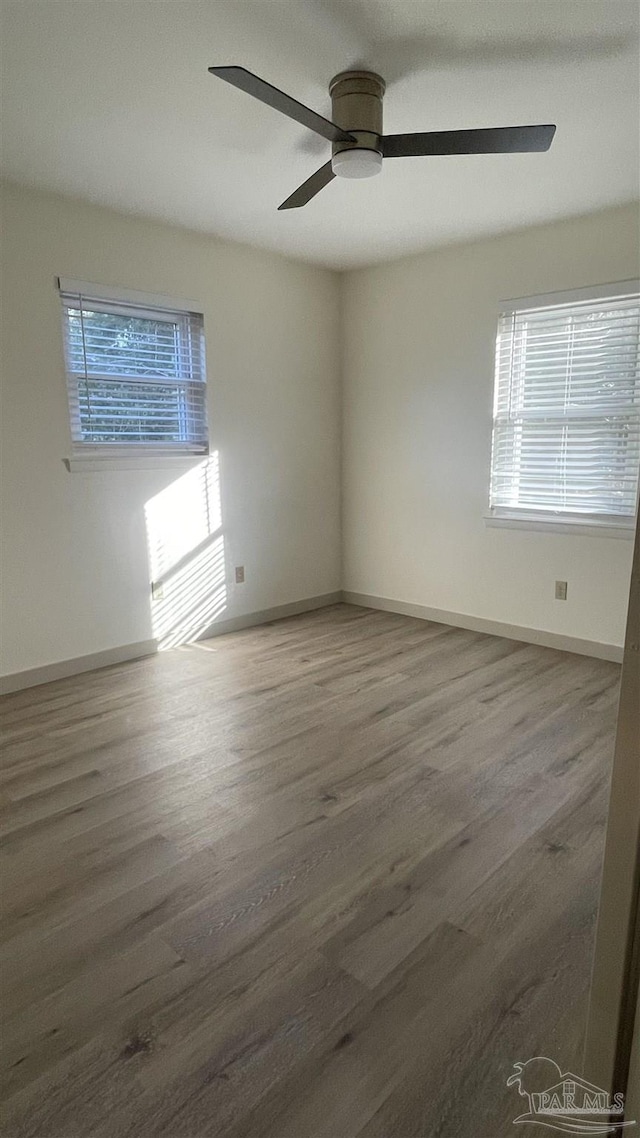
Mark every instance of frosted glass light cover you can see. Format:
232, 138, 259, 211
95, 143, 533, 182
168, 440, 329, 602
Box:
332, 148, 383, 179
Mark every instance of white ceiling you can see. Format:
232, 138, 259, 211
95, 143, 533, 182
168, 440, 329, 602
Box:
2, 0, 639, 270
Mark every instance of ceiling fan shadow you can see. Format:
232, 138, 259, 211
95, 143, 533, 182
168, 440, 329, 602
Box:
371, 31, 636, 84
311, 0, 636, 79
295, 22, 634, 155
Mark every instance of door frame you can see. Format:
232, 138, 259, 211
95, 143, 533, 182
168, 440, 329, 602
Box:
584, 506, 640, 1112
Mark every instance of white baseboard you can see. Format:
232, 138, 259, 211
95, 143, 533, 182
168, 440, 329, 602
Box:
197, 592, 342, 640
0, 592, 343, 695
341, 591, 623, 663
1, 588, 621, 695
0, 639, 158, 695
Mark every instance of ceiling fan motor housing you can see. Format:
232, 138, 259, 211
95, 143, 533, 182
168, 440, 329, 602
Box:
329, 71, 385, 178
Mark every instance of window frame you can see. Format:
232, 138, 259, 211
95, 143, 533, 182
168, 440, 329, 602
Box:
58, 278, 209, 469
485, 280, 640, 537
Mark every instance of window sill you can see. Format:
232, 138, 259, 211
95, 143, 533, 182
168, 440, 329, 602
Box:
484, 512, 636, 539
64, 452, 207, 473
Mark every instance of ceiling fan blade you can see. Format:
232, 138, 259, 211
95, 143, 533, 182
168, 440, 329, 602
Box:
382, 124, 556, 157
278, 162, 336, 210
209, 66, 355, 145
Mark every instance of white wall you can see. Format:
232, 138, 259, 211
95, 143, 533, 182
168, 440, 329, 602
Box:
0, 182, 341, 677
342, 205, 639, 651
2, 186, 637, 679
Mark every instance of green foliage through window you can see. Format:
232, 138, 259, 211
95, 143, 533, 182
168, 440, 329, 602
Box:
60, 292, 207, 450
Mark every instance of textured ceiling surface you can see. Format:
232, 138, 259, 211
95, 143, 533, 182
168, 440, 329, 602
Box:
2, 0, 639, 268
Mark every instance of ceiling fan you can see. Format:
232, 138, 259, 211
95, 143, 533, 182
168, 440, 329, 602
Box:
208, 66, 556, 211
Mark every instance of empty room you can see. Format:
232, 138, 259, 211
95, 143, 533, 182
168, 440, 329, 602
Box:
1, 1, 639, 1135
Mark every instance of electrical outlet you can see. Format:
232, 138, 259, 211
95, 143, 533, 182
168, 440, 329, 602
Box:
235, 566, 245, 584
555, 580, 568, 601
151, 580, 164, 601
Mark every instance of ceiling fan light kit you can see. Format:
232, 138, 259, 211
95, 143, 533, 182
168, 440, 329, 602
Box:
331, 148, 383, 178
208, 65, 556, 209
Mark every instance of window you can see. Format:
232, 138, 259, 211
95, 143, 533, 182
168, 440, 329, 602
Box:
59, 279, 208, 456
489, 283, 640, 530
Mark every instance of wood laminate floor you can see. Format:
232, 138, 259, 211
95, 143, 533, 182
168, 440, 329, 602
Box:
0, 604, 620, 1138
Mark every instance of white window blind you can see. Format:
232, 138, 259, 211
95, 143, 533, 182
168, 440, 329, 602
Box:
59, 282, 208, 453
489, 285, 640, 525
